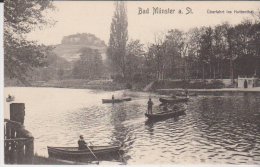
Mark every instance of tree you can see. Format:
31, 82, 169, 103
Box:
72, 48, 104, 79
146, 33, 168, 80
164, 29, 185, 79
107, 1, 128, 78
186, 27, 204, 79
233, 20, 260, 77
125, 40, 145, 80
198, 27, 214, 80
4, 0, 54, 84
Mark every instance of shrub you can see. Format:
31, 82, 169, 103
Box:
126, 83, 132, 89
188, 80, 207, 89
111, 74, 124, 83
205, 80, 225, 89
133, 73, 143, 83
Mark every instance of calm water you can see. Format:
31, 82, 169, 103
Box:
4, 87, 260, 164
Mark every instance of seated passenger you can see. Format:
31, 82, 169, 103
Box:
78, 135, 88, 150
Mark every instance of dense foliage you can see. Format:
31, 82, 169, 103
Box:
72, 47, 104, 79
4, 0, 54, 84
107, 1, 128, 78
135, 20, 260, 84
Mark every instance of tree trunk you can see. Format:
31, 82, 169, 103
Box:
202, 64, 205, 80
213, 66, 216, 79
220, 60, 223, 79
230, 58, 234, 84
209, 63, 212, 79
196, 61, 199, 79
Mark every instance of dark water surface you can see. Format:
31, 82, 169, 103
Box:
4, 87, 260, 164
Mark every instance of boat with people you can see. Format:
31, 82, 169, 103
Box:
145, 108, 186, 120
6, 95, 15, 102
102, 97, 131, 103
47, 145, 123, 161
159, 97, 189, 104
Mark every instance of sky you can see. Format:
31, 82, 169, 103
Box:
27, 1, 260, 46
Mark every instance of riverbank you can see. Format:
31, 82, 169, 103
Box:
33, 155, 92, 165
30, 79, 128, 91
6, 78, 147, 91
157, 87, 260, 96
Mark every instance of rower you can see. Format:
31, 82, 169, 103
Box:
78, 135, 88, 150
112, 95, 115, 103
184, 88, 189, 97
147, 98, 154, 114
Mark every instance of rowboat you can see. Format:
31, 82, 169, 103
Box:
47, 145, 122, 160
145, 108, 186, 120
6, 96, 15, 102
159, 97, 188, 104
102, 98, 131, 103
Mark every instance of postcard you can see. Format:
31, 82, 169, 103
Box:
2, 0, 260, 165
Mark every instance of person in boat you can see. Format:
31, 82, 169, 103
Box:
112, 95, 115, 103
171, 93, 176, 99
147, 98, 154, 114
78, 135, 88, 150
184, 88, 189, 97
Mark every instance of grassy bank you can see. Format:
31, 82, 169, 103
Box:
5, 78, 231, 92
149, 79, 227, 91
31, 79, 127, 91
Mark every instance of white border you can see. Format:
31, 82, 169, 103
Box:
0, 2, 4, 166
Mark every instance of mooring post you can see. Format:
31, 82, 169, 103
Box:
10, 103, 25, 125
9, 103, 25, 163
7, 103, 34, 164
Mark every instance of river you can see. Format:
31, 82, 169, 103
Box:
4, 87, 260, 164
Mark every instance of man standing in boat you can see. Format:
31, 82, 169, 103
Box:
78, 135, 88, 150
112, 94, 115, 103
147, 98, 154, 114
184, 88, 189, 97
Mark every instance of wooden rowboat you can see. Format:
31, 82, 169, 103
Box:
47, 145, 122, 160
145, 109, 186, 120
102, 98, 131, 103
159, 97, 188, 104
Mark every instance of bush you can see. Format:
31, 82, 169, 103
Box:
111, 74, 124, 83
126, 83, 132, 89
188, 80, 207, 89
133, 73, 143, 83
150, 79, 225, 90
205, 80, 225, 89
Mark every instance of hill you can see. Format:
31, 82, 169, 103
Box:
53, 33, 107, 62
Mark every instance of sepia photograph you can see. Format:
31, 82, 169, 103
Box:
3, 0, 260, 165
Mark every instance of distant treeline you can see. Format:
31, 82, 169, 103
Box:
4, 0, 260, 87
143, 20, 260, 82
106, 2, 260, 85
30, 12, 260, 86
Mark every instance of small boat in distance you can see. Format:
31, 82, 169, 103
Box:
145, 108, 186, 120
102, 98, 131, 103
47, 145, 122, 161
6, 95, 15, 102
159, 97, 188, 104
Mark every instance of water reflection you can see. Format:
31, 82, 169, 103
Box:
4, 87, 260, 164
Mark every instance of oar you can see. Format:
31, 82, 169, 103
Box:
86, 144, 99, 164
